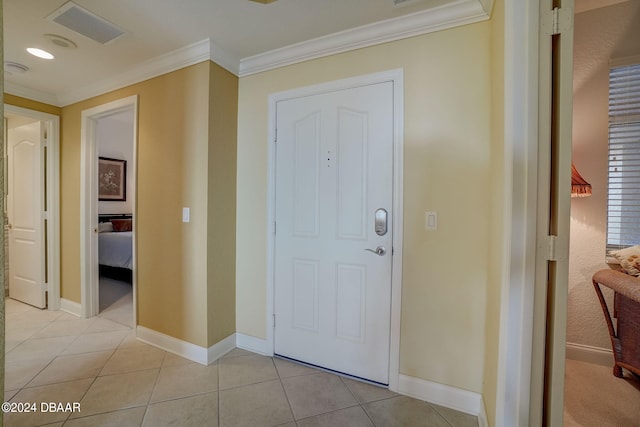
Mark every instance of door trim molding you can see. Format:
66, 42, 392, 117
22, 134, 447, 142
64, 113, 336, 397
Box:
265, 69, 404, 389
495, 0, 541, 425
4, 104, 61, 311
80, 95, 138, 318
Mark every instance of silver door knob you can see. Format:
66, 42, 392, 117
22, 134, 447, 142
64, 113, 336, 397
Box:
365, 246, 386, 256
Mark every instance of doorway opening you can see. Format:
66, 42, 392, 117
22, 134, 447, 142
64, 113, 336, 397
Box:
564, 2, 640, 425
80, 96, 138, 327
4, 105, 60, 311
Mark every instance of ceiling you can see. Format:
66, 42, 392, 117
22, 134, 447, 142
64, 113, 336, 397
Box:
5, 0, 492, 106
3, 0, 624, 107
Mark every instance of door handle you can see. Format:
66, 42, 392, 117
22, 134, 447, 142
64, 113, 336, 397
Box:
365, 246, 386, 256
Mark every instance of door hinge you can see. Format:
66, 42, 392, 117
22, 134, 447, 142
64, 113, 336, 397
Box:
547, 235, 557, 261
273, 221, 277, 234
542, 7, 572, 36
544, 234, 569, 262
274, 128, 278, 143
44, 282, 50, 292
273, 314, 276, 328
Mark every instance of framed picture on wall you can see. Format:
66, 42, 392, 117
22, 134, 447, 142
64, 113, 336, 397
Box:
98, 157, 127, 201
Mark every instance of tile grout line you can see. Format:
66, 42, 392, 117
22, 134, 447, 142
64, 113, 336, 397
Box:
61, 318, 133, 422
277, 370, 299, 423
138, 356, 165, 427
6, 310, 77, 400
425, 401, 456, 427
55, 316, 139, 424
338, 375, 378, 426
360, 403, 379, 427
339, 375, 381, 427
94, 330, 132, 377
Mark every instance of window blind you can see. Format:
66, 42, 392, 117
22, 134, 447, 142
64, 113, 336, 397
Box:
607, 63, 640, 251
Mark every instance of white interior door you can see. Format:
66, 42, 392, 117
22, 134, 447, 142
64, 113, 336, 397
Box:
274, 81, 394, 384
8, 121, 46, 308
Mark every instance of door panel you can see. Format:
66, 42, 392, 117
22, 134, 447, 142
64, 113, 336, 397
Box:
8, 121, 46, 308
274, 82, 394, 384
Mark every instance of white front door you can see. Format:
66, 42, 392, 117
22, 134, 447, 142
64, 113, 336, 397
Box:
274, 81, 394, 384
8, 121, 46, 308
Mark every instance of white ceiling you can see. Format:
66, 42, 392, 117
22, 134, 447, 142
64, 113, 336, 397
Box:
4, 0, 620, 107
5, 0, 491, 106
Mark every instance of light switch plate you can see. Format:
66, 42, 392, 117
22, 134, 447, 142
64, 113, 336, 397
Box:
426, 211, 437, 230
182, 207, 190, 223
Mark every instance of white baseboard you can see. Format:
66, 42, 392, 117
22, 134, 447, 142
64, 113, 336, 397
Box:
566, 342, 614, 367
397, 374, 483, 417
136, 326, 235, 365
236, 333, 271, 355
478, 398, 489, 427
208, 334, 237, 361
60, 298, 83, 317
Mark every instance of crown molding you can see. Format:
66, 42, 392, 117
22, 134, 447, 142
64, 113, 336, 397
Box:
238, 0, 491, 77
57, 38, 210, 106
57, 38, 239, 107
6, 0, 493, 106
4, 81, 62, 107
210, 39, 241, 76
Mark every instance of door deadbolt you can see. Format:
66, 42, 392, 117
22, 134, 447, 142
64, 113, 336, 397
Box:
375, 208, 388, 236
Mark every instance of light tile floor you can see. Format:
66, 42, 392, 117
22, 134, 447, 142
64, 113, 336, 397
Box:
4, 298, 479, 427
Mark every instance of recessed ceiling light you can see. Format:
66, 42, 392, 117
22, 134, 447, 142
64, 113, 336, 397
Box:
27, 48, 55, 59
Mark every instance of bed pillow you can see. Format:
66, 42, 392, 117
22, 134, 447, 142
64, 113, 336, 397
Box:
609, 245, 640, 276
111, 219, 132, 232
98, 222, 113, 233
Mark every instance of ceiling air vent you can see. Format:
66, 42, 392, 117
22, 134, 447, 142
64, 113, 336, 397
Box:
393, 0, 425, 5
46, 1, 125, 44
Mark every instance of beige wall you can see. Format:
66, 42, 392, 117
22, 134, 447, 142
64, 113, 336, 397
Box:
207, 63, 238, 346
568, 2, 640, 350
237, 21, 493, 393
60, 61, 237, 348
5, 94, 62, 116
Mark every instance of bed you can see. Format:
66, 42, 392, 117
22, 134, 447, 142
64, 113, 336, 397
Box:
98, 214, 133, 281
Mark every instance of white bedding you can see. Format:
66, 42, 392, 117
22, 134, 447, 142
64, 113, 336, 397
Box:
99, 231, 133, 270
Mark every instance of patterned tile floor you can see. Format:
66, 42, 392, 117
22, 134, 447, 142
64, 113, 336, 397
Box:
4, 297, 479, 427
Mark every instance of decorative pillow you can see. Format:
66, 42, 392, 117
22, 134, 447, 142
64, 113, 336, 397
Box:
98, 222, 113, 233
111, 219, 132, 232
610, 245, 640, 276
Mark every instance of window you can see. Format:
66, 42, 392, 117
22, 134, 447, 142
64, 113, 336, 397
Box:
607, 62, 640, 251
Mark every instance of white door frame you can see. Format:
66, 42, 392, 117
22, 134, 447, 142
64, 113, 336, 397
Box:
4, 104, 61, 311
80, 95, 138, 319
496, 0, 574, 425
495, 0, 540, 423
266, 69, 404, 390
